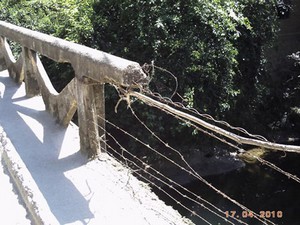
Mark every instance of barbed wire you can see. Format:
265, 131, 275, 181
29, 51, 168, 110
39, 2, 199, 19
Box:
101, 152, 179, 225
95, 118, 248, 224
142, 62, 178, 99
96, 114, 276, 225
144, 90, 269, 142
121, 89, 300, 186
255, 156, 300, 183
100, 63, 300, 225
101, 132, 213, 224
130, 93, 300, 184
140, 63, 268, 142
105, 152, 181, 225
124, 105, 279, 225
128, 104, 244, 167
101, 121, 249, 224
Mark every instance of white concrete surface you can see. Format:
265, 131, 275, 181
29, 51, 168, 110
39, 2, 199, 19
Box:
0, 69, 193, 225
0, 159, 31, 225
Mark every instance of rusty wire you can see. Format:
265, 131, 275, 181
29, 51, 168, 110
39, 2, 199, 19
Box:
95, 113, 276, 225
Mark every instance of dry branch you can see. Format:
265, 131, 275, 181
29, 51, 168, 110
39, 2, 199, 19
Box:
128, 91, 300, 154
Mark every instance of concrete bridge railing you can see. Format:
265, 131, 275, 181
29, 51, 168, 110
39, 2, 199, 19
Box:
0, 21, 149, 158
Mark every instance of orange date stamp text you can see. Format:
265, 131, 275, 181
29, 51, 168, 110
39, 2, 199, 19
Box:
225, 210, 283, 219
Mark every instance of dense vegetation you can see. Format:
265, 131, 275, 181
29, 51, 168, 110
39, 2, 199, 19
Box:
91, 0, 276, 123
0, 0, 298, 143
280, 51, 300, 132
0, 0, 93, 89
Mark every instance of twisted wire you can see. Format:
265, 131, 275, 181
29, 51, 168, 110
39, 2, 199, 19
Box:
97, 114, 275, 225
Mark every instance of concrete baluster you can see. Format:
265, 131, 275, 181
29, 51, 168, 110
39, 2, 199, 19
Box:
22, 47, 40, 97
0, 36, 24, 83
76, 77, 106, 158
0, 36, 7, 71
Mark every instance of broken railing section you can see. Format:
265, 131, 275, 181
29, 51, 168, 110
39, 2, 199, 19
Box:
0, 21, 149, 158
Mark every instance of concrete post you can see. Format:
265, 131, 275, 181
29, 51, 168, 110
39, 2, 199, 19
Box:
76, 77, 106, 158
0, 36, 7, 71
0, 36, 24, 83
22, 47, 40, 97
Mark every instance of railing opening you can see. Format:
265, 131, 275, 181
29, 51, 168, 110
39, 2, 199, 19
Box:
7, 39, 22, 60
40, 57, 74, 92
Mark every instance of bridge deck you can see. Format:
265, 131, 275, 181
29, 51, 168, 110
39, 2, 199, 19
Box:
0, 70, 192, 225
0, 156, 31, 224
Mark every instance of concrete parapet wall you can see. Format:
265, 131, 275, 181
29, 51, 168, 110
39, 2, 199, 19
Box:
0, 20, 149, 158
0, 126, 60, 225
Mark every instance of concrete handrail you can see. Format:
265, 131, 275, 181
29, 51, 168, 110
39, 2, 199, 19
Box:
0, 21, 147, 86
0, 20, 148, 157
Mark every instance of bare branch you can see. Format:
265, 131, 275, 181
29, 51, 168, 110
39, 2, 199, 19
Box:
128, 91, 300, 153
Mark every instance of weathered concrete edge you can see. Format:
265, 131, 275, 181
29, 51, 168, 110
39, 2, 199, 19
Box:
0, 126, 59, 225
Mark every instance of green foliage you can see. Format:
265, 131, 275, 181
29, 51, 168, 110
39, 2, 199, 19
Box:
0, 0, 93, 43
92, 0, 279, 136
229, 0, 279, 129
277, 52, 300, 130
92, 0, 251, 118
0, 0, 94, 90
